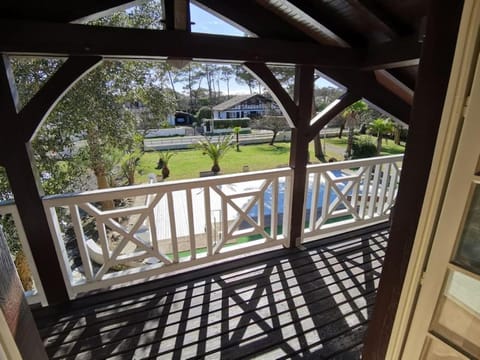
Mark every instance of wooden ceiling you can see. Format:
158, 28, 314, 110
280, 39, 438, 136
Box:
0, 0, 429, 122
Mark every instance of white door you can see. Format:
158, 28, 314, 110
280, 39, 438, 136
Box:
402, 27, 480, 359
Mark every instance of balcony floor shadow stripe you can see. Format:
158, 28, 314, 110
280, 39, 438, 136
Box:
38, 245, 385, 338
44, 268, 382, 357
33, 231, 387, 326
33, 223, 389, 322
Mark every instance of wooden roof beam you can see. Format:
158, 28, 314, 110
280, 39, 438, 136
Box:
362, 36, 422, 70
244, 62, 297, 127
320, 68, 412, 123
307, 92, 361, 140
0, 20, 361, 68
20, 56, 103, 142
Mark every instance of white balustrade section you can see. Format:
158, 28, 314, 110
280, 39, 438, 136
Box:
43, 168, 293, 297
302, 155, 403, 242
0, 201, 48, 306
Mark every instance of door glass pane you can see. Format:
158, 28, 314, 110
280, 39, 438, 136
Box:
421, 336, 468, 359
430, 270, 480, 358
453, 185, 480, 274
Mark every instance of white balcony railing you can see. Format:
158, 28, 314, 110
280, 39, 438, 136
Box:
43, 168, 292, 298
4, 155, 402, 303
0, 201, 48, 306
302, 155, 403, 242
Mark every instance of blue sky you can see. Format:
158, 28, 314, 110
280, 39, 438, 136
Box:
190, 3, 245, 37
188, 3, 339, 94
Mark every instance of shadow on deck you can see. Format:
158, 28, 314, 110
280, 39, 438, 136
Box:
33, 224, 389, 359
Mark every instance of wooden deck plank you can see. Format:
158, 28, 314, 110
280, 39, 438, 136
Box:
33, 224, 389, 359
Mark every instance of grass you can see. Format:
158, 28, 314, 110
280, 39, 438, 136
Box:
135, 136, 405, 183
137, 142, 319, 183
325, 135, 405, 156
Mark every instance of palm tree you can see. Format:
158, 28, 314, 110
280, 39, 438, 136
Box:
368, 118, 395, 154
195, 135, 234, 173
342, 101, 368, 159
157, 150, 175, 179
232, 126, 241, 151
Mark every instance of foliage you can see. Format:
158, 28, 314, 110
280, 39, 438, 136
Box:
195, 135, 234, 173
251, 116, 290, 145
121, 150, 142, 185
156, 150, 175, 179
368, 118, 395, 154
351, 136, 378, 159
157, 150, 175, 168
196, 106, 212, 120
342, 100, 369, 158
10, 2, 177, 197
14, 250, 33, 291
205, 118, 250, 130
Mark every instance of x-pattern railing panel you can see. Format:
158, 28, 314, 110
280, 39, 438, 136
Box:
42, 168, 292, 296
303, 155, 403, 243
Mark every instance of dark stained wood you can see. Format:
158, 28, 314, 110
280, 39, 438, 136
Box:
196, 0, 311, 42
163, 0, 191, 32
244, 62, 297, 126
20, 56, 102, 141
0, 56, 69, 305
321, 68, 412, 123
0, 227, 48, 360
362, 36, 422, 70
33, 225, 389, 359
307, 92, 361, 140
288, 65, 314, 248
0, 1, 139, 23
362, 1, 464, 358
0, 20, 361, 68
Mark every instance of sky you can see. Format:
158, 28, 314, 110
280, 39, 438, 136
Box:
188, 3, 340, 95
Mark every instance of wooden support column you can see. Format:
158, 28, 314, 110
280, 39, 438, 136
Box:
288, 65, 314, 248
0, 55, 101, 304
362, 0, 464, 358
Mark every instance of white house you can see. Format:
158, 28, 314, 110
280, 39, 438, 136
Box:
212, 94, 281, 119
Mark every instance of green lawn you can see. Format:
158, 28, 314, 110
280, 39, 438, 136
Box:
135, 136, 405, 183
325, 135, 405, 155
137, 142, 294, 182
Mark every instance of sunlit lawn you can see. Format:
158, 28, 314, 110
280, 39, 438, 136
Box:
137, 142, 294, 182
136, 136, 405, 183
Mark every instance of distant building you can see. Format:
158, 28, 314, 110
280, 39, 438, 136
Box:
212, 94, 281, 119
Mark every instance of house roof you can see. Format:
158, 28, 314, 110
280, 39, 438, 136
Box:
0, 0, 426, 123
212, 94, 272, 111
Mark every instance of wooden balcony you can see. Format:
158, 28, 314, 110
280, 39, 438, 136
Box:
33, 224, 388, 359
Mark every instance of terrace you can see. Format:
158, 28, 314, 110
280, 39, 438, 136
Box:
0, 0, 466, 359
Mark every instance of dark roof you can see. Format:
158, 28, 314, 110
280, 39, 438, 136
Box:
212, 94, 272, 111
0, 0, 428, 121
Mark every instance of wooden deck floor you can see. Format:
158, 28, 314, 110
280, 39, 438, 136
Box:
33, 224, 389, 359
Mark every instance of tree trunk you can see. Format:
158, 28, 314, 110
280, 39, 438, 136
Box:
313, 133, 325, 160
346, 127, 355, 158
212, 162, 220, 174
270, 131, 278, 145
96, 171, 114, 210
338, 121, 345, 138
377, 134, 383, 154
394, 127, 401, 145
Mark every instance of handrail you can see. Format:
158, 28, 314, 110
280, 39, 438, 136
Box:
43, 167, 293, 297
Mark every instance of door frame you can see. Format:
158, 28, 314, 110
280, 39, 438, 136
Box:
387, 0, 480, 358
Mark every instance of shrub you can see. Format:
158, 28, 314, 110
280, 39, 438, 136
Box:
351, 136, 377, 159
